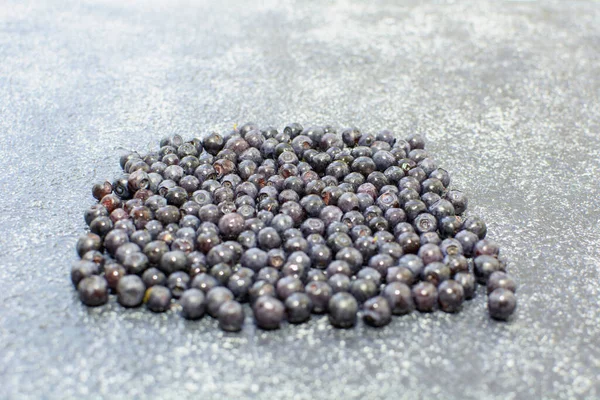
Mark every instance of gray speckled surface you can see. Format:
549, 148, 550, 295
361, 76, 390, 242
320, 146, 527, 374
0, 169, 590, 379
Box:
1, 0, 599, 398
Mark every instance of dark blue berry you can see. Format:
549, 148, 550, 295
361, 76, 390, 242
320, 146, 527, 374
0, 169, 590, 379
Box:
328, 292, 358, 328
78, 275, 109, 307
488, 288, 517, 320
218, 300, 244, 331
384, 282, 415, 315
363, 296, 392, 327
253, 295, 285, 330
285, 293, 313, 323
474, 255, 504, 284
487, 271, 517, 294
117, 275, 145, 307
422, 262, 451, 287
412, 282, 437, 312
349, 278, 378, 304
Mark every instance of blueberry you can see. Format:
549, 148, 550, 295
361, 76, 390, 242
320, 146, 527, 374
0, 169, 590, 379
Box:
180, 288, 206, 320
337, 192, 360, 213
353, 236, 378, 259
488, 288, 517, 320
256, 266, 281, 285
420, 192, 441, 208
114, 219, 136, 236
440, 238, 463, 257
210, 263, 233, 285
372, 150, 395, 171
412, 282, 438, 312
417, 158, 437, 176
76, 233, 102, 257
438, 280, 464, 313
190, 273, 220, 294
474, 255, 504, 284
386, 266, 415, 286
227, 269, 254, 301
167, 271, 190, 298
368, 254, 394, 275
276, 276, 304, 300
399, 177, 421, 194
116, 275, 145, 307
71, 260, 100, 288
155, 205, 181, 225
335, 247, 363, 272
444, 254, 469, 275
306, 269, 327, 283
114, 243, 141, 264
104, 229, 129, 255
408, 149, 429, 163
206, 287, 235, 318
267, 248, 286, 269
218, 213, 245, 239
319, 205, 343, 226
249, 280, 277, 304
420, 232, 441, 246
240, 248, 268, 272
130, 230, 152, 249
363, 296, 392, 327
285, 293, 313, 323
308, 244, 332, 269
160, 250, 187, 274
462, 216, 487, 239
421, 262, 451, 287
398, 254, 425, 276
78, 275, 109, 306
382, 282, 414, 315
342, 127, 361, 146
349, 278, 378, 304
384, 208, 406, 226
454, 230, 479, 257
350, 224, 373, 241
270, 214, 295, 235
257, 227, 282, 250
421, 178, 454, 195
474, 239, 500, 258
218, 300, 245, 331
328, 292, 358, 328
445, 190, 468, 215
408, 167, 427, 183
406, 133, 425, 150
428, 199, 455, 219
413, 213, 438, 235
418, 243, 444, 265
324, 272, 349, 294
206, 245, 235, 267
104, 263, 126, 293
398, 188, 420, 208
142, 267, 167, 288
356, 192, 374, 211
122, 252, 149, 275
487, 271, 517, 294
397, 232, 421, 254
404, 199, 427, 221
253, 295, 285, 330
376, 192, 399, 212
325, 260, 352, 278
300, 218, 325, 236
450, 266, 474, 294
327, 232, 353, 253
356, 267, 382, 284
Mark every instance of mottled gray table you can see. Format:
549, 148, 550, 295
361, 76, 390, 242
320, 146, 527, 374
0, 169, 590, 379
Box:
1, 0, 599, 398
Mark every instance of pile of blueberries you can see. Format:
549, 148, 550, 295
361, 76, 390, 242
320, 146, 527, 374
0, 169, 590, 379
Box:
72, 122, 517, 331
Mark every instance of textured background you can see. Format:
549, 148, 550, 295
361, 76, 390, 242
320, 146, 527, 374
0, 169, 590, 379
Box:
1, 0, 599, 399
